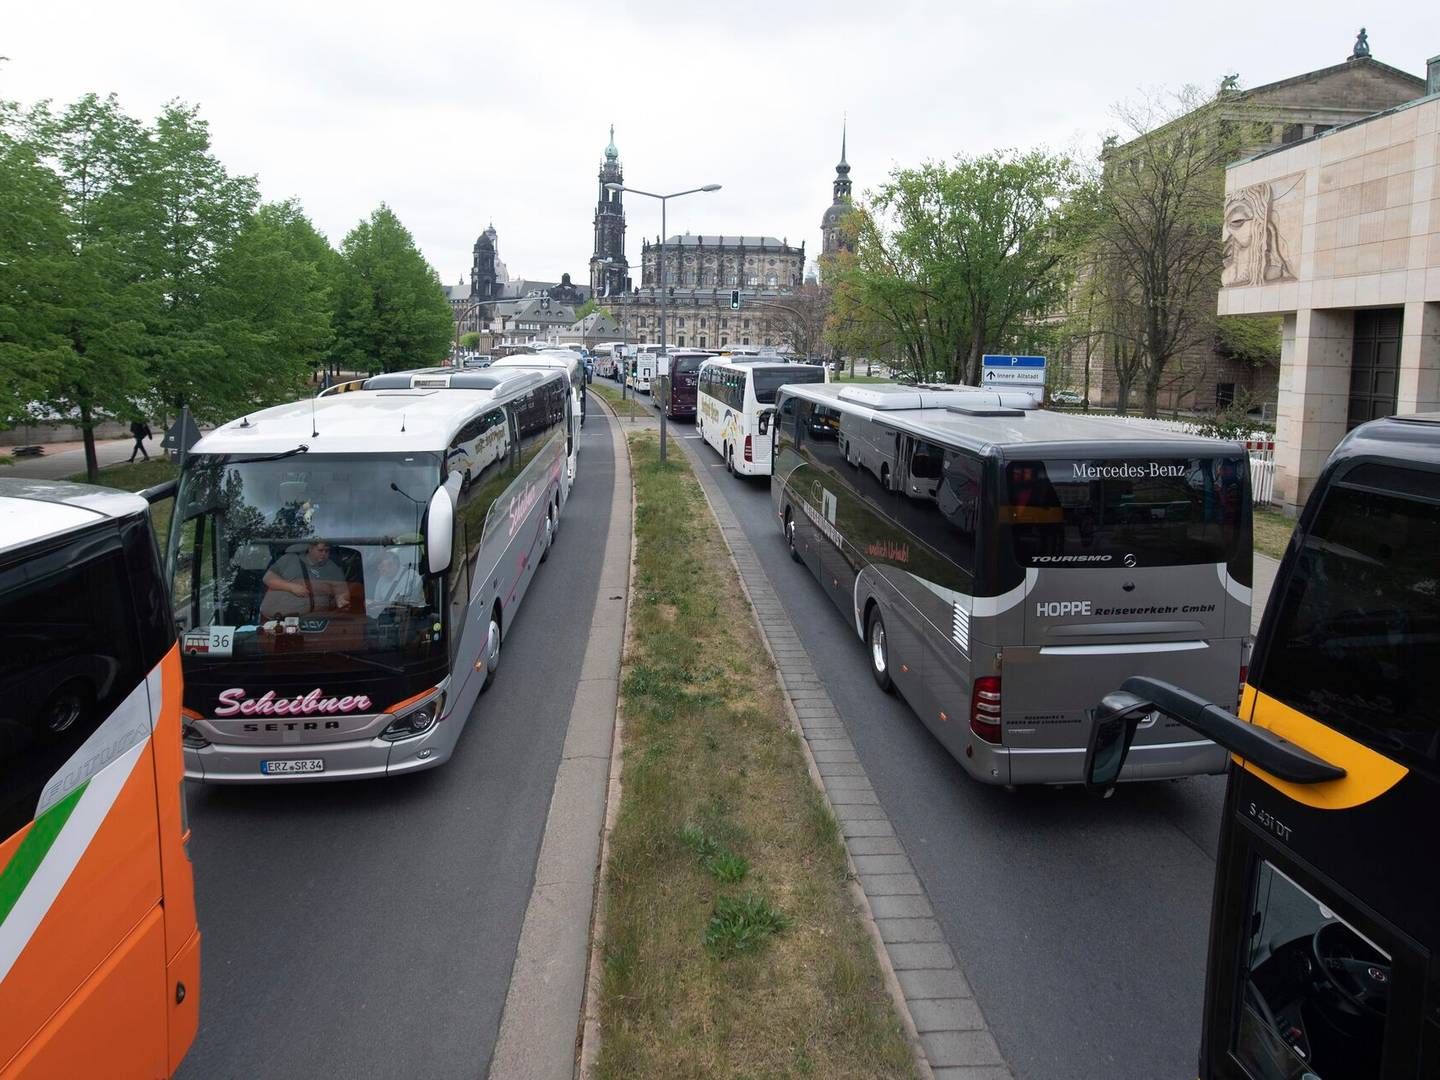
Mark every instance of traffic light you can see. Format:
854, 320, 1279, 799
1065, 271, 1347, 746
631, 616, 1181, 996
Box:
730, 290, 740, 310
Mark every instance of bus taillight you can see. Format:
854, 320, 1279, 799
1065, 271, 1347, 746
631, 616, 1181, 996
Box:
970, 677, 1002, 744
744, 435, 753, 463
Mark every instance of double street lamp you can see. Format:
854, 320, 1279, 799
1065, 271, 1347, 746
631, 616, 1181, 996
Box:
606, 180, 721, 462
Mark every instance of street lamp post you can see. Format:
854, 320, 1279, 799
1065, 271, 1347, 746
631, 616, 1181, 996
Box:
606, 181, 721, 463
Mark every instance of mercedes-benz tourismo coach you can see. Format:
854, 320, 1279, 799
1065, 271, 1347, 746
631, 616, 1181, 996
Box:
772, 381, 1253, 786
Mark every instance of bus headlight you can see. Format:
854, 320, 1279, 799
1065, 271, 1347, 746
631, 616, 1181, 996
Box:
181, 723, 211, 749
380, 692, 446, 742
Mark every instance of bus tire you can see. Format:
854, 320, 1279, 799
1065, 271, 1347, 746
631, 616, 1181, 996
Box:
785, 508, 801, 563
482, 605, 502, 690
726, 445, 735, 475
866, 605, 894, 693
540, 507, 554, 563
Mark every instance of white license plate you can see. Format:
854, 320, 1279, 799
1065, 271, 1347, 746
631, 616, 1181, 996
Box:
260, 758, 325, 775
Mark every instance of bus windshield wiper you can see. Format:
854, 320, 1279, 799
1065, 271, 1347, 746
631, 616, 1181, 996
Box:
333, 651, 407, 676
225, 444, 310, 465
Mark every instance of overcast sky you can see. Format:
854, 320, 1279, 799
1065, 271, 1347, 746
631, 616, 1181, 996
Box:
6, 2, 1434, 286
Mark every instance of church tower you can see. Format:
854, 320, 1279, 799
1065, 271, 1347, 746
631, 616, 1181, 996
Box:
471, 223, 498, 300
589, 126, 629, 297
820, 122, 854, 260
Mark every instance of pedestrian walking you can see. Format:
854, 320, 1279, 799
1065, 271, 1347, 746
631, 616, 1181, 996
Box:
129, 419, 153, 463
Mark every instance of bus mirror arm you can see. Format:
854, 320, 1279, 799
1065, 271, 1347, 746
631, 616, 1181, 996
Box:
1085, 677, 1346, 795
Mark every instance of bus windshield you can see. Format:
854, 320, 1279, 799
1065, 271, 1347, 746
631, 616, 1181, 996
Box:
1000, 455, 1246, 570
165, 452, 445, 671
752, 366, 824, 403
672, 353, 704, 374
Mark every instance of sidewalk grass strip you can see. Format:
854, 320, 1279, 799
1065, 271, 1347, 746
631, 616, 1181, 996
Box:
589, 381, 651, 418
595, 431, 914, 1078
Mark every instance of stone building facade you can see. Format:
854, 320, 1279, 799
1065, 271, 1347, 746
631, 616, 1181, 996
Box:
1083, 35, 1426, 413
589, 127, 629, 298
611, 288, 791, 351
639, 235, 804, 290
1219, 56, 1440, 512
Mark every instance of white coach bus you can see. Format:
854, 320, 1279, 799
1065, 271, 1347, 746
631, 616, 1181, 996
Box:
696, 358, 827, 476
772, 381, 1253, 786
167, 368, 570, 782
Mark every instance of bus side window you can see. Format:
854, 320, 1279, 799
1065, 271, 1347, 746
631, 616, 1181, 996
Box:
940, 451, 983, 574
0, 542, 144, 840
1255, 476, 1440, 773
776, 396, 797, 447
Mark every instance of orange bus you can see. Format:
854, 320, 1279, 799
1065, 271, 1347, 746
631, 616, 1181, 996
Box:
0, 479, 199, 1078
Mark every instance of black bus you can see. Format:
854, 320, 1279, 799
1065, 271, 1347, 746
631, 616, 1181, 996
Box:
1088, 413, 1440, 1077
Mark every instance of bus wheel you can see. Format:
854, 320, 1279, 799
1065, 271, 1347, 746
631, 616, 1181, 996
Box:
540, 508, 554, 563
866, 606, 894, 693
482, 606, 502, 690
726, 445, 735, 475
785, 509, 801, 563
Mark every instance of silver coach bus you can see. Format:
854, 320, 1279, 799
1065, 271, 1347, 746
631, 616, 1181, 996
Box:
772, 382, 1252, 786
167, 368, 570, 782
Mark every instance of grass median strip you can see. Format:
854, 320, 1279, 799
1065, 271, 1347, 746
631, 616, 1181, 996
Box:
594, 430, 914, 1079
590, 380, 651, 418
1252, 505, 1296, 561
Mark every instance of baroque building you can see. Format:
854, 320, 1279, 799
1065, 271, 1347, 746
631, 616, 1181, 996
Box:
589, 126, 629, 297
1079, 31, 1426, 414
639, 234, 804, 289
821, 122, 854, 259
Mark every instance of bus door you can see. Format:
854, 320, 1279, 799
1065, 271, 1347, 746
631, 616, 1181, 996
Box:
1203, 798, 1428, 1080
0, 516, 198, 1078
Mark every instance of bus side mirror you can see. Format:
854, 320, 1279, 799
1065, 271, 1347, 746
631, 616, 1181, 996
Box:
758, 411, 771, 436
1083, 691, 1150, 796
426, 482, 456, 575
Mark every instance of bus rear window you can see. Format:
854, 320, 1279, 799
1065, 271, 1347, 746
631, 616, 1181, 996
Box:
672, 354, 704, 374
1001, 457, 1246, 569
752, 366, 824, 403
1257, 479, 1440, 775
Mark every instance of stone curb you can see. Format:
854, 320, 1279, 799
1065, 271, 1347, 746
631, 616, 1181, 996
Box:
488, 398, 632, 1080
668, 419, 1016, 1080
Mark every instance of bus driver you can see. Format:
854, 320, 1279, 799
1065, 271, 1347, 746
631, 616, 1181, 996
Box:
262, 539, 351, 616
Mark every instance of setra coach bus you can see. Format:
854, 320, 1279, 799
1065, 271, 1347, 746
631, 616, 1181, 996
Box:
1087, 413, 1440, 1078
167, 368, 570, 782
772, 381, 1253, 786
1, 479, 199, 1077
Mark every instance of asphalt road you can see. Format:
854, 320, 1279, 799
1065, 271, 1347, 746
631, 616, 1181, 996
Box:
672, 415, 1227, 1080
178, 408, 616, 1080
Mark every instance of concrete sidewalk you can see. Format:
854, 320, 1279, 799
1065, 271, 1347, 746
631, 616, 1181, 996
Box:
487, 399, 632, 1080
2, 436, 142, 481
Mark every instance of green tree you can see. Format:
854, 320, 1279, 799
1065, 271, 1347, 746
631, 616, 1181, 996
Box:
1092, 86, 1267, 416
21, 94, 156, 479
0, 100, 72, 429
129, 100, 261, 422
837, 150, 1083, 384
333, 205, 452, 374
459, 331, 481, 349
202, 199, 339, 405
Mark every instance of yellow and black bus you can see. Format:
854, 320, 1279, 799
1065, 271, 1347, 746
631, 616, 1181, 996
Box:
1087, 413, 1439, 1078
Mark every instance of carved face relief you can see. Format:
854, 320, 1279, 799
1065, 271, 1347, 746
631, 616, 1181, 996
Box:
1221, 174, 1301, 288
